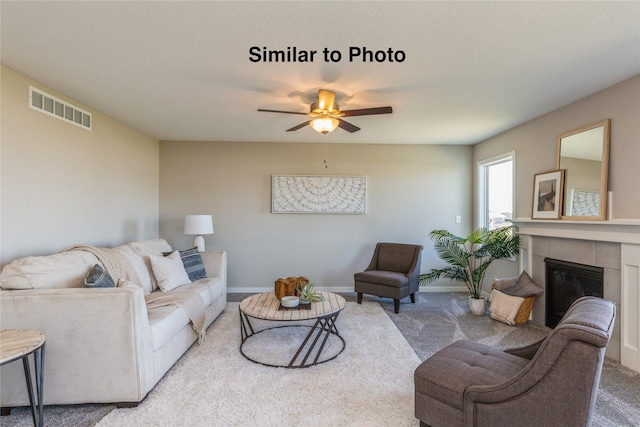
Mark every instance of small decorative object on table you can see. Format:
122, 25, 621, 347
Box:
280, 296, 300, 308
274, 276, 308, 300
295, 281, 325, 304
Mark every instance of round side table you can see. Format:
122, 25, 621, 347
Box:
0, 329, 46, 427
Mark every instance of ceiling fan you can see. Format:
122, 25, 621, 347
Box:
258, 89, 392, 134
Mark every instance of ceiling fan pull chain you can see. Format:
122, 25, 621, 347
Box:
324, 142, 329, 169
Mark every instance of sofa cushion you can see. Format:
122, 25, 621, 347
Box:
354, 270, 409, 288
187, 277, 224, 307
414, 340, 529, 410
146, 277, 223, 350
83, 264, 116, 288
0, 251, 99, 290
114, 245, 153, 295
130, 239, 173, 259
127, 239, 173, 292
151, 251, 191, 292
147, 304, 189, 352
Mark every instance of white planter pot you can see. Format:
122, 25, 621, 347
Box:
469, 296, 487, 315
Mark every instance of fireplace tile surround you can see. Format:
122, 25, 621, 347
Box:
513, 219, 640, 373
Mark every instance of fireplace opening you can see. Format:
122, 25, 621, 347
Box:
544, 258, 604, 328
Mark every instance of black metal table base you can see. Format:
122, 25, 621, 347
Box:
24, 343, 45, 427
1, 342, 45, 427
239, 311, 345, 368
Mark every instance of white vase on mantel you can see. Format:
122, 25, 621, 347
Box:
469, 296, 487, 315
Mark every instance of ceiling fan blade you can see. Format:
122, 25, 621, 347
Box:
258, 108, 308, 115
341, 106, 393, 117
318, 89, 336, 111
286, 121, 311, 132
337, 118, 360, 133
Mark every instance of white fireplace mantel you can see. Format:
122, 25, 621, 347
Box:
512, 218, 640, 373
512, 218, 640, 244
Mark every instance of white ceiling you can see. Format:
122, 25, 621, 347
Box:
2, 1, 639, 145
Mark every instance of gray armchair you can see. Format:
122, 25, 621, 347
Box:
354, 242, 423, 313
414, 296, 616, 427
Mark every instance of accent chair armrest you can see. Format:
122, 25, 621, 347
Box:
504, 337, 545, 360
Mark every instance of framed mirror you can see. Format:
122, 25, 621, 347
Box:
556, 119, 610, 220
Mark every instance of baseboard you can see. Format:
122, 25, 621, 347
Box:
417, 286, 468, 293
228, 286, 471, 294
229, 286, 356, 293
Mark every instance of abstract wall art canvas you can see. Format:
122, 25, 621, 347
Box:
272, 175, 366, 214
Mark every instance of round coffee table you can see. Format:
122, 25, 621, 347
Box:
239, 291, 346, 368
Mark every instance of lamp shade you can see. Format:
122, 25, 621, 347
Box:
184, 215, 214, 235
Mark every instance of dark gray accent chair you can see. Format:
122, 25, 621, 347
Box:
354, 242, 423, 313
414, 296, 616, 427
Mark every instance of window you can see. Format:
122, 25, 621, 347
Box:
478, 152, 514, 230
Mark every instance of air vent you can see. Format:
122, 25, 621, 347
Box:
29, 86, 92, 131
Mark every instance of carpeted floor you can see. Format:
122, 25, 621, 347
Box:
2, 292, 639, 426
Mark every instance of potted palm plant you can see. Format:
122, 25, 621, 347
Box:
418, 226, 520, 315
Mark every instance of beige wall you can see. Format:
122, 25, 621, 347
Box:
0, 66, 160, 265
3, 64, 636, 294
159, 141, 472, 291
474, 74, 640, 221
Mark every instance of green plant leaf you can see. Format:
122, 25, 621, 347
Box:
419, 226, 520, 300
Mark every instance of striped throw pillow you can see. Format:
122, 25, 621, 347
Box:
150, 251, 191, 292
164, 247, 207, 281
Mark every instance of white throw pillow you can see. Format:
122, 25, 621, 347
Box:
150, 251, 191, 292
489, 289, 524, 326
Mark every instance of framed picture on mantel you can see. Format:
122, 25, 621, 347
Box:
532, 170, 565, 219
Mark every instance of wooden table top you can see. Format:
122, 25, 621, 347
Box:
239, 291, 346, 321
0, 329, 46, 365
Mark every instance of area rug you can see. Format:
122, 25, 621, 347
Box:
95, 302, 421, 427
4, 294, 639, 426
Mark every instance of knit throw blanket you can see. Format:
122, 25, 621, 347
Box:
62, 245, 206, 343
145, 286, 207, 343
62, 244, 142, 285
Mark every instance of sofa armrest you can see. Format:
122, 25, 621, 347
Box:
200, 251, 227, 288
0, 287, 155, 405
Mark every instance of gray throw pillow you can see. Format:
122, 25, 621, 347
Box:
492, 276, 518, 292
83, 264, 116, 288
502, 271, 543, 298
164, 247, 207, 281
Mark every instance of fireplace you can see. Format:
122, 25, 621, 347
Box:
512, 219, 640, 372
544, 258, 604, 328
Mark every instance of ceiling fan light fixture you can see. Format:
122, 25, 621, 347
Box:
310, 117, 339, 134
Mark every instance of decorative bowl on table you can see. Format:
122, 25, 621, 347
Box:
280, 296, 300, 308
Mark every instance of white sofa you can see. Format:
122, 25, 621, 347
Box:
0, 239, 227, 408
